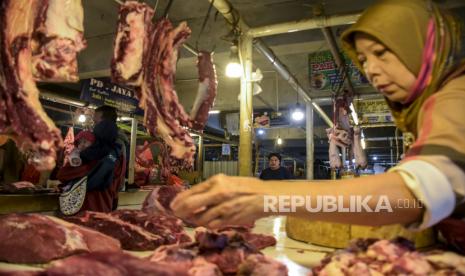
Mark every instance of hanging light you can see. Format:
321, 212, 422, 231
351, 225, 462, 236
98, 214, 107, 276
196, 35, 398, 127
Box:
225, 45, 242, 78
291, 103, 304, 121
78, 114, 87, 123
257, 129, 265, 135
276, 136, 283, 145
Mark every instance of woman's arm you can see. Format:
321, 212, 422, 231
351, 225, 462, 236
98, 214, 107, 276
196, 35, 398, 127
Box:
171, 172, 423, 229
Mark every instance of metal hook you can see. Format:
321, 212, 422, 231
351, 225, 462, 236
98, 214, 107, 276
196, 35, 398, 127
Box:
163, 0, 174, 18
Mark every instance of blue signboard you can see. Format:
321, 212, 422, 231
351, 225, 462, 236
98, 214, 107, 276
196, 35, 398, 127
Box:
80, 77, 144, 115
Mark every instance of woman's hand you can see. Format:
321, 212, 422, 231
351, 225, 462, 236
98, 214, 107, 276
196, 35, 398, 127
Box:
171, 174, 267, 228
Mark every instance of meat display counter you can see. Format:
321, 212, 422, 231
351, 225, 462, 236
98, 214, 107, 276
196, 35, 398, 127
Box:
0, 190, 151, 214
0, 215, 329, 276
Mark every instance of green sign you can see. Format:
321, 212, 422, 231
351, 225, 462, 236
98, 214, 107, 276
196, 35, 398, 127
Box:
308, 51, 369, 91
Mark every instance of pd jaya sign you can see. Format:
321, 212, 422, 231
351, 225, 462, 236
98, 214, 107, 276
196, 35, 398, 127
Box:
80, 78, 143, 114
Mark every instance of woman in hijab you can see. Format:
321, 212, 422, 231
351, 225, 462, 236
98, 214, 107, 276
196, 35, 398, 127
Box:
170, 0, 465, 250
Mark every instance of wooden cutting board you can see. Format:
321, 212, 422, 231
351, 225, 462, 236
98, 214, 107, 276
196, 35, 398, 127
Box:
286, 217, 436, 248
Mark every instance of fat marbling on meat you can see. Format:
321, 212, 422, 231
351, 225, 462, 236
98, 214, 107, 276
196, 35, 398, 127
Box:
31, 0, 87, 82
111, 1, 154, 86
0, 0, 64, 170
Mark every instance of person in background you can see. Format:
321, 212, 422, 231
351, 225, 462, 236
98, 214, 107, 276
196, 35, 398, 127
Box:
80, 105, 119, 164
81, 105, 127, 211
56, 131, 98, 186
171, 0, 465, 253
259, 153, 293, 180
68, 131, 96, 167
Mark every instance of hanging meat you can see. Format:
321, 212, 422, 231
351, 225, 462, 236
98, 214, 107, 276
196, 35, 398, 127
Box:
111, 1, 154, 86
142, 19, 195, 166
353, 126, 367, 169
111, 1, 218, 169
31, 0, 87, 82
327, 96, 368, 169
0, 0, 63, 170
190, 51, 218, 131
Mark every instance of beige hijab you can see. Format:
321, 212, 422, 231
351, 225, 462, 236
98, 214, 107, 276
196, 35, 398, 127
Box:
341, 0, 465, 136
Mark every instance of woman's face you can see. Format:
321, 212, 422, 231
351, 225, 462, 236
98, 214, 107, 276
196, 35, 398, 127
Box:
354, 33, 417, 103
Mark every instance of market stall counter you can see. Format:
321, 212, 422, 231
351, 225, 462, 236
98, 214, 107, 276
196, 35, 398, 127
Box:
0, 189, 151, 214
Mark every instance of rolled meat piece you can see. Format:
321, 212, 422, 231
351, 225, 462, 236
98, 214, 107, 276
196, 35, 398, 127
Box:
111, 1, 155, 86
31, 0, 87, 82
352, 126, 367, 169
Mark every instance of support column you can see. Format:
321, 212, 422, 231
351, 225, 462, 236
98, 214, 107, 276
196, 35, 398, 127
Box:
128, 118, 137, 185
238, 34, 253, 176
197, 135, 204, 181
306, 103, 314, 179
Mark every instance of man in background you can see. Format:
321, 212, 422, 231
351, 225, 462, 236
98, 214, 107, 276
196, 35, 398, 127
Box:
259, 153, 293, 180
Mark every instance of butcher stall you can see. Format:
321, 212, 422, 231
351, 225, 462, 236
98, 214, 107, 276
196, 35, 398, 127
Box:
1, 0, 465, 275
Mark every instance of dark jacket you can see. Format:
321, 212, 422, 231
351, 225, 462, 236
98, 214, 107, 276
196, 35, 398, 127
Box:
259, 167, 293, 180
80, 120, 118, 163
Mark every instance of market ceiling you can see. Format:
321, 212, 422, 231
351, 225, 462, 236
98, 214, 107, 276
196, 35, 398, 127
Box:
39, 0, 465, 164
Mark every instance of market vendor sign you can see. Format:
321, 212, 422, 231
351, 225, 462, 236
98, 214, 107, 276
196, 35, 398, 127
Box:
80, 77, 143, 114
308, 50, 369, 91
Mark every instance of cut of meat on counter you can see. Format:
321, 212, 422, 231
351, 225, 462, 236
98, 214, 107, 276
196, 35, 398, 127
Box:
142, 184, 186, 217
41, 251, 189, 276
150, 244, 222, 276
194, 228, 278, 275
237, 254, 289, 276
110, 209, 192, 244
150, 227, 287, 276
0, 0, 86, 171
310, 238, 465, 275
0, 213, 120, 264
142, 186, 277, 250
2, 181, 37, 193
217, 226, 277, 250
111, 1, 218, 169
63, 211, 165, 251
31, 0, 87, 82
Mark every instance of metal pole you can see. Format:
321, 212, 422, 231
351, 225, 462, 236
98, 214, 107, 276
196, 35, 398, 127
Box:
238, 34, 254, 176
253, 39, 333, 127
321, 27, 356, 95
306, 103, 314, 179
390, 138, 394, 165
197, 135, 204, 180
248, 13, 360, 38
182, 43, 199, 56
209, 0, 333, 128
128, 118, 137, 185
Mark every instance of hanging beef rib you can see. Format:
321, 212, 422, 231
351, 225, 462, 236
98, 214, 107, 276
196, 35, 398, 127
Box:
0, 0, 63, 170
31, 0, 87, 82
111, 1, 154, 86
190, 51, 218, 131
111, 2, 218, 169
